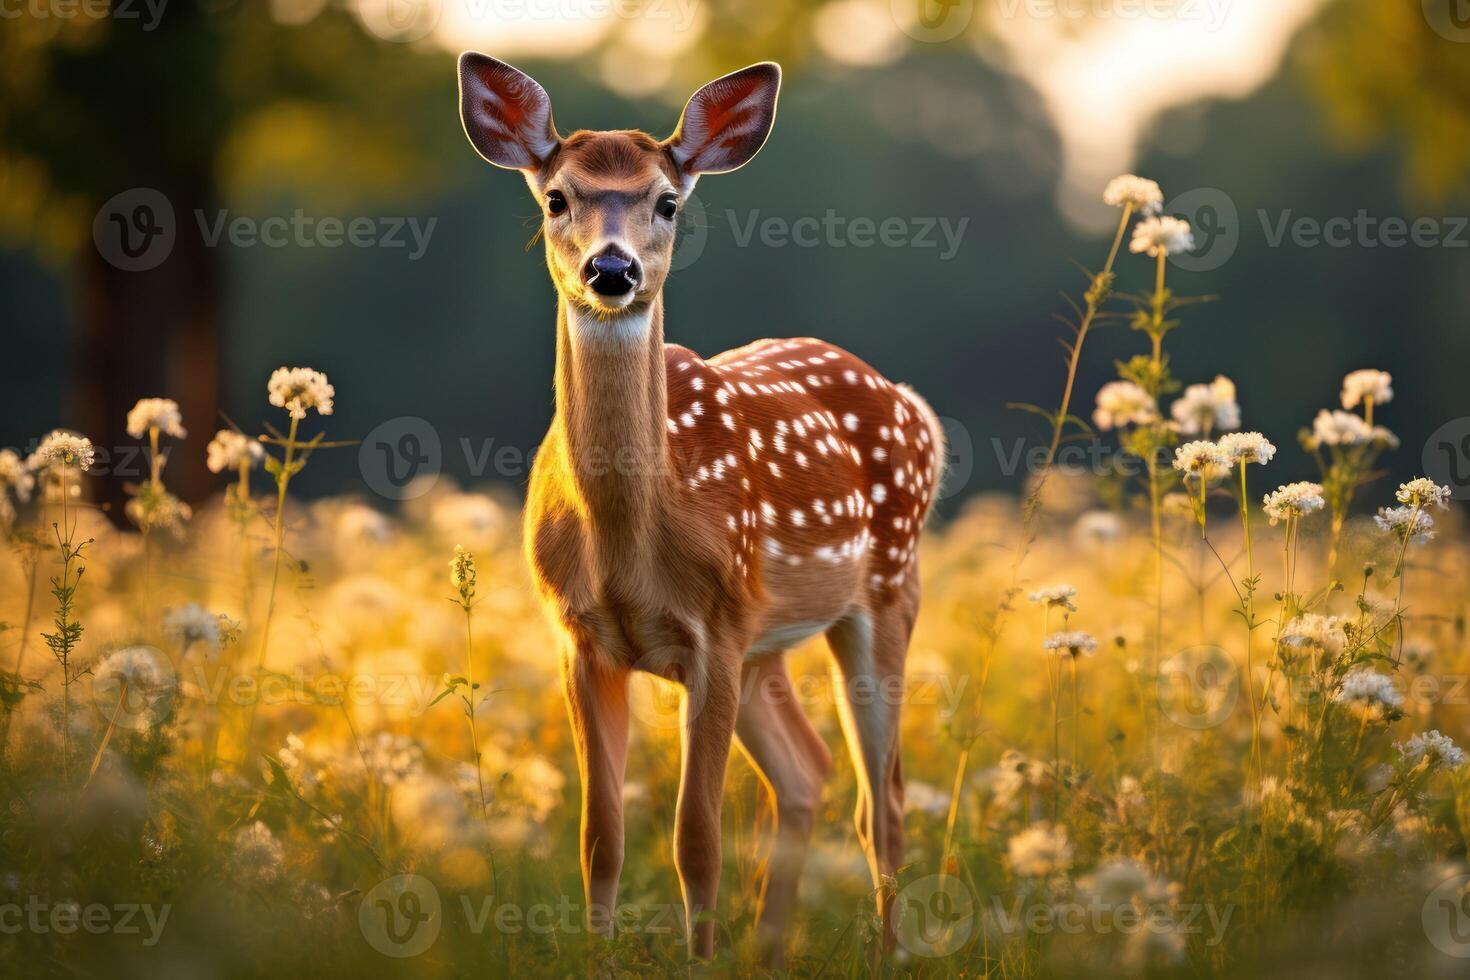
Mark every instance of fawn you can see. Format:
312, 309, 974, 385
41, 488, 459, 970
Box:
457, 52, 944, 964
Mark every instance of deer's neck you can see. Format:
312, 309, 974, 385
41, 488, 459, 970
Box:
552, 296, 671, 565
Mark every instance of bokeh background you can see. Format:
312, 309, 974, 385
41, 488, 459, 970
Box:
4, 0, 1469, 513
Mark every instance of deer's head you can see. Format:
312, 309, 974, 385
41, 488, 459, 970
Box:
458, 53, 781, 318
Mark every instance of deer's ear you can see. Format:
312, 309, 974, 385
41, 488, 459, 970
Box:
665, 63, 780, 185
458, 52, 561, 172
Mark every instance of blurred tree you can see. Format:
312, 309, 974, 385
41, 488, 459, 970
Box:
0, 1, 445, 515
1297, 0, 1470, 202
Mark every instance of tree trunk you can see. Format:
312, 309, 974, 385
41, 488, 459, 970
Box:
77, 178, 219, 524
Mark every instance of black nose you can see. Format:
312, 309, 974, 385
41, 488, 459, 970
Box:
584, 250, 640, 297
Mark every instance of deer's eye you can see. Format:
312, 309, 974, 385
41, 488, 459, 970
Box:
545, 191, 568, 217
655, 193, 678, 221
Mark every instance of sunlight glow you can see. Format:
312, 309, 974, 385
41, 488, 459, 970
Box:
980, 0, 1329, 228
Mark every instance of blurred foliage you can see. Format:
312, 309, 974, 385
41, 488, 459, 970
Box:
1299, 0, 1470, 201
0, 0, 447, 264
4, 0, 1470, 263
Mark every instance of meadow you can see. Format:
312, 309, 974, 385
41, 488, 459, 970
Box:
1, 176, 1468, 979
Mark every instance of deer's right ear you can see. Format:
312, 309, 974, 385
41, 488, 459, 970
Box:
458, 52, 561, 173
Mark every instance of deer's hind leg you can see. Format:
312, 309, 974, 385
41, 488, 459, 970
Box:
826, 591, 918, 935
734, 653, 833, 966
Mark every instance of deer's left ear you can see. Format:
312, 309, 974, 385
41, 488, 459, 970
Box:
664, 63, 781, 189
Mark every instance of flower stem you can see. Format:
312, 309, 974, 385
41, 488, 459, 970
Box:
244, 416, 300, 758
1022, 206, 1132, 546
463, 606, 488, 819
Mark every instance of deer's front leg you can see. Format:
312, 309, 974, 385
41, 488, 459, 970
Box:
674, 657, 740, 959
561, 644, 630, 939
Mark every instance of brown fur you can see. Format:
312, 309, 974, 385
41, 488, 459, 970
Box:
458, 52, 943, 964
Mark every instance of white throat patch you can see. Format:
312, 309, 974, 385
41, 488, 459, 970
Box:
567, 306, 653, 348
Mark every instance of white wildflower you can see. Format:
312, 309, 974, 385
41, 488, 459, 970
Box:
1028, 585, 1078, 611
429, 492, 506, 542
335, 503, 391, 544
1340, 369, 1393, 410
1397, 730, 1465, 770
903, 780, 952, 818
1007, 823, 1073, 877
0, 449, 35, 504
1044, 630, 1098, 656
277, 733, 322, 793
1308, 409, 1378, 448
1129, 215, 1194, 257
163, 603, 222, 652
267, 367, 335, 420
1072, 510, 1123, 544
1001, 749, 1049, 787
1280, 614, 1347, 657
231, 821, 285, 885
1372, 426, 1400, 449
34, 431, 96, 472
1396, 478, 1452, 510
1093, 381, 1158, 430
364, 732, 423, 787
125, 398, 186, 439
1375, 505, 1435, 545
1334, 669, 1403, 716
1262, 482, 1326, 525
1077, 858, 1174, 907
1172, 440, 1230, 481
1103, 174, 1163, 216
279, 733, 306, 771
92, 647, 175, 731
1217, 431, 1275, 466
206, 430, 264, 473
1170, 376, 1239, 435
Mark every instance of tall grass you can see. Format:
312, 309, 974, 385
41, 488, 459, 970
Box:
0, 182, 1466, 979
